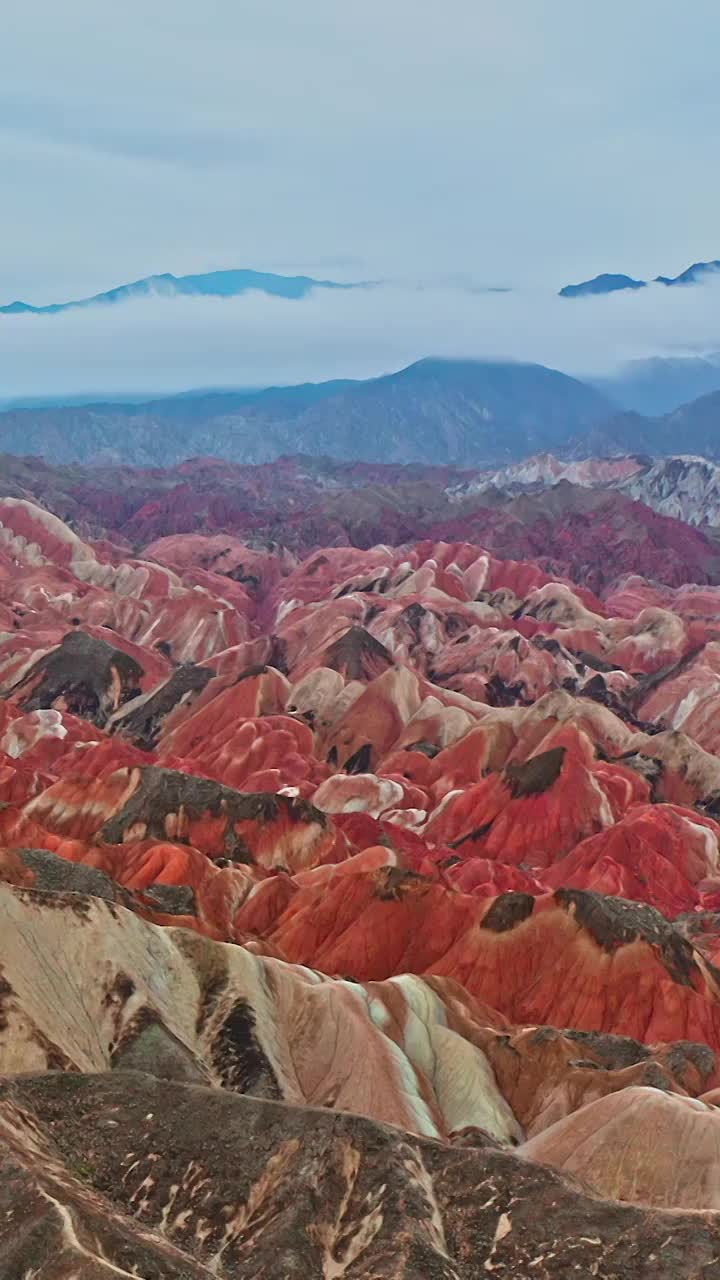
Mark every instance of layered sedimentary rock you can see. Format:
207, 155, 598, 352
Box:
1, 493, 720, 1271
521, 1084, 720, 1209
2, 878, 720, 1278
4, 451, 720, 585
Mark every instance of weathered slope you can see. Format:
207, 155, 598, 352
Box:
2, 1070, 720, 1279
0, 881, 521, 1143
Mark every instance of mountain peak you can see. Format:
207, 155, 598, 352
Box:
0, 267, 367, 317
560, 258, 720, 298
559, 273, 647, 299
655, 260, 720, 286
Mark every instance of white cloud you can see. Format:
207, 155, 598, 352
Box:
2, 277, 720, 399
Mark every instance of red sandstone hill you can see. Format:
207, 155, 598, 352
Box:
2, 494, 720, 1272
2, 451, 720, 589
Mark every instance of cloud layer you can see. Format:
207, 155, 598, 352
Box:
2, 278, 720, 399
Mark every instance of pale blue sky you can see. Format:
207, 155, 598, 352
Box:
2, 0, 720, 300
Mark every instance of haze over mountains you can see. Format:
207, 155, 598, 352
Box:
1, 354, 720, 469
591, 354, 720, 415
0, 358, 610, 466
559, 258, 720, 297
3, 255, 718, 315
0, 267, 367, 315
4, 256, 720, 417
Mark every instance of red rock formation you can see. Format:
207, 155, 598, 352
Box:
543, 804, 720, 916
251, 874, 720, 1066
521, 1085, 720, 1209
3, 489, 720, 1240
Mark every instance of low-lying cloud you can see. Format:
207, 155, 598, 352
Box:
2, 277, 720, 401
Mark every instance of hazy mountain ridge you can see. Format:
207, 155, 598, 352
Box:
3, 254, 718, 316
591, 355, 720, 415
0, 353, 717, 470
0, 267, 366, 315
560, 273, 647, 298
589, 390, 720, 462
0, 358, 613, 467
560, 258, 720, 297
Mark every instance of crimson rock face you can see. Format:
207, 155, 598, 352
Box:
2, 492, 720, 1274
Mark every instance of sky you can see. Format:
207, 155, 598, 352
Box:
2, 1, 720, 393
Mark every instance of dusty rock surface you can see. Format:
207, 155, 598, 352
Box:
0, 492, 719, 1273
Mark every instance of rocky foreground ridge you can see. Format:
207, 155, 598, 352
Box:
3, 496, 720, 1273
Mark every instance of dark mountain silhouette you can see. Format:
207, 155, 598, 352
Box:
0, 358, 612, 467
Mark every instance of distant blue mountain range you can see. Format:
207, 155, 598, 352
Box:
560, 260, 720, 297
3, 257, 719, 317
0, 268, 368, 315
559, 273, 646, 298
